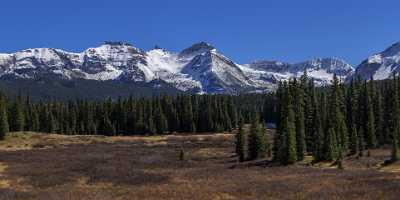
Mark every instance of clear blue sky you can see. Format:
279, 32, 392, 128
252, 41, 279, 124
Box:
1, 0, 399, 66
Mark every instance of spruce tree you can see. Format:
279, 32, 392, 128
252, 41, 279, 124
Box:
274, 81, 297, 165
273, 82, 284, 161
374, 89, 384, 146
391, 75, 400, 161
349, 124, 359, 155
305, 80, 316, 155
391, 134, 400, 162
101, 115, 115, 136
285, 104, 297, 164
364, 82, 377, 148
235, 123, 246, 162
294, 79, 306, 161
312, 94, 324, 162
10, 100, 25, 132
0, 103, 9, 140
325, 127, 338, 161
248, 115, 266, 160
154, 99, 168, 134
324, 74, 346, 160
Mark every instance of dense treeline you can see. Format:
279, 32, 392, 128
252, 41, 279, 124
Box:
0, 93, 276, 139
274, 72, 400, 165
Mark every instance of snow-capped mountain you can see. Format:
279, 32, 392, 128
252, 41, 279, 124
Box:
354, 42, 400, 80
0, 41, 355, 94
241, 57, 354, 87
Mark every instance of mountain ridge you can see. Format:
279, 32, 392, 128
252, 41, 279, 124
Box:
354, 42, 400, 80
0, 41, 359, 94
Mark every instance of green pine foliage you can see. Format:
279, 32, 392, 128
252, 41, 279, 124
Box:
10, 99, 25, 132
235, 124, 246, 162
294, 80, 306, 161
248, 115, 267, 160
0, 101, 9, 140
324, 127, 338, 161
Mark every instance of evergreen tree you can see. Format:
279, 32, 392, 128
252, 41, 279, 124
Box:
154, 99, 168, 134
349, 124, 359, 155
274, 81, 297, 165
391, 75, 400, 161
312, 93, 324, 162
324, 74, 346, 160
248, 115, 266, 160
305, 80, 316, 155
284, 104, 297, 164
0, 102, 9, 140
101, 115, 115, 136
272, 82, 284, 161
391, 133, 400, 162
10, 100, 25, 132
364, 81, 377, 148
235, 123, 246, 162
374, 89, 385, 146
325, 127, 338, 161
293, 79, 306, 161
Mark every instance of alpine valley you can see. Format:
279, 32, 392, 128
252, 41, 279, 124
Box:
0, 41, 398, 99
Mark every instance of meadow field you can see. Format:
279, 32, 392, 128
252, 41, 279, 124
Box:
0, 131, 399, 200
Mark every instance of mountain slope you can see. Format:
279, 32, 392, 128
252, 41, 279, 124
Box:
241, 57, 354, 87
354, 42, 400, 80
0, 41, 356, 96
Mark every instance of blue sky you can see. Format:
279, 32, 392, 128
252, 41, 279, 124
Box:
1, 0, 399, 65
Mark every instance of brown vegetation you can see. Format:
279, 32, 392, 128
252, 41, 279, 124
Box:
0, 132, 400, 200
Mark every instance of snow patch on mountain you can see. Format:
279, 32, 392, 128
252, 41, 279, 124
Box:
0, 41, 358, 94
242, 58, 354, 86
354, 42, 400, 80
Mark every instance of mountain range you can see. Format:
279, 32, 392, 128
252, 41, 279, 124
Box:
0, 41, 399, 97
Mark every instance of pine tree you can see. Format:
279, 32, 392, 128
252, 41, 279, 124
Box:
10, 100, 25, 132
312, 93, 324, 162
274, 81, 297, 165
374, 89, 384, 146
391, 75, 400, 161
364, 81, 377, 148
305, 80, 316, 155
313, 119, 324, 162
101, 115, 115, 136
391, 134, 400, 162
235, 123, 246, 162
285, 104, 297, 164
154, 99, 168, 134
337, 149, 344, 170
349, 124, 359, 155
324, 74, 346, 160
272, 82, 284, 161
0, 103, 9, 140
325, 127, 338, 161
294, 79, 306, 161
48, 111, 57, 133
248, 115, 266, 160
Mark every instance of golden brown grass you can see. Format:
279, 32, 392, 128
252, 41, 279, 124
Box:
0, 132, 399, 200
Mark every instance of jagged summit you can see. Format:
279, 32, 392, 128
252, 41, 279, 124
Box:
103, 41, 133, 46
179, 42, 215, 58
0, 41, 358, 94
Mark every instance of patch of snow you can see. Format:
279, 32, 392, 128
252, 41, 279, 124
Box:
146, 49, 186, 73
368, 54, 383, 64
373, 64, 393, 80
84, 64, 123, 81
